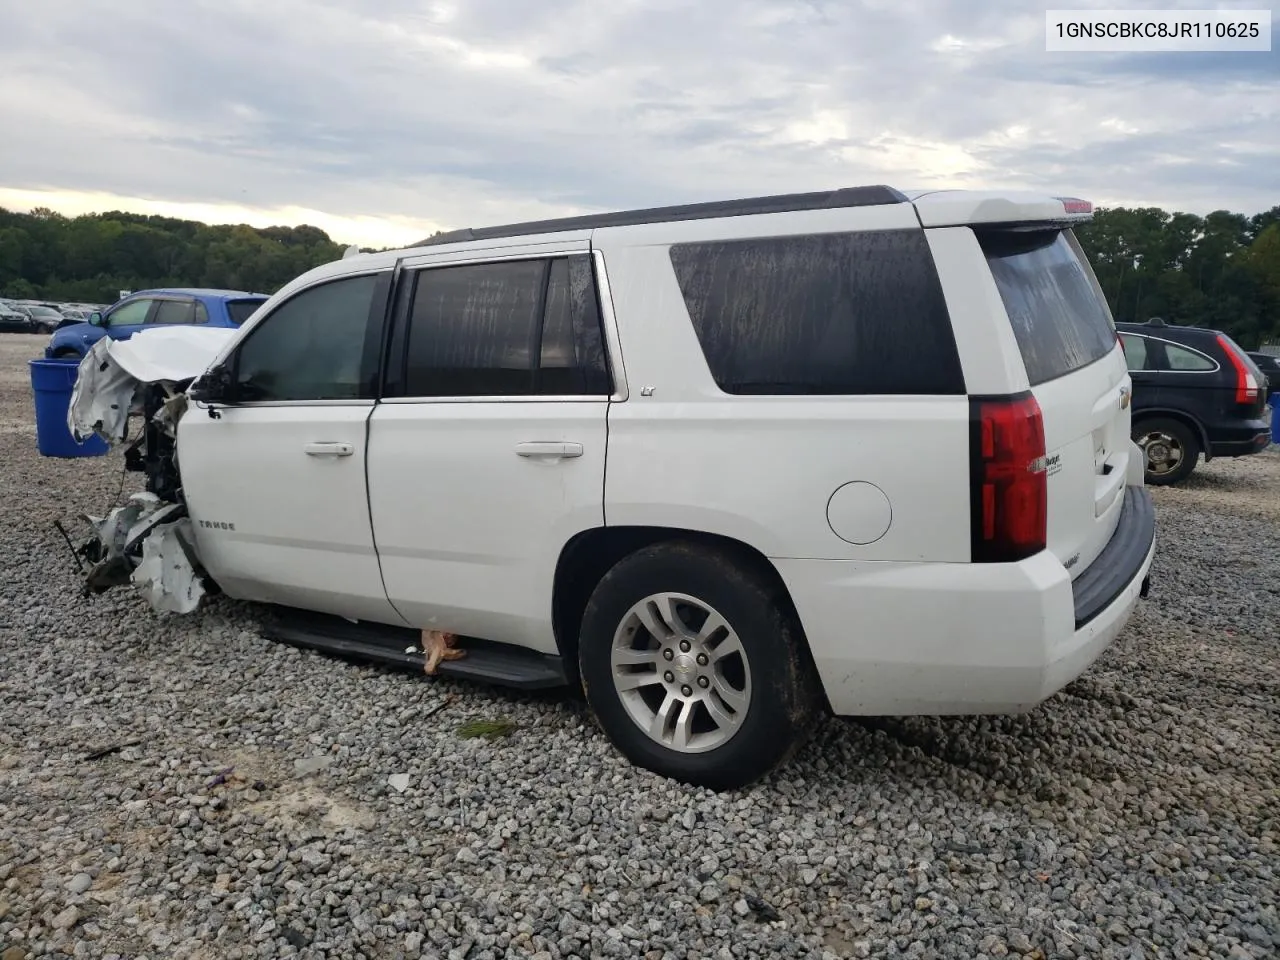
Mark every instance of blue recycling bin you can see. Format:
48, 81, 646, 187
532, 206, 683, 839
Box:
29, 357, 109, 458
1272, 392, 1280, 445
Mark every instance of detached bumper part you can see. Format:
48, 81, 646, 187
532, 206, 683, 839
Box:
79, 493, 207, 615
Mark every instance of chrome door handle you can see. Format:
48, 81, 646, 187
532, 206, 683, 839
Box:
304, 441, 354, 457
514, 441, 583, 459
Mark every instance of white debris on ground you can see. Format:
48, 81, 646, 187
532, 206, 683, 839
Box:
1, 333, 1277, 960
129, 515, 205, 615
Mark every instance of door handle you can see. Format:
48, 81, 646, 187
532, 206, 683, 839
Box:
304, 441, 354, 457
514, 441, 583, 459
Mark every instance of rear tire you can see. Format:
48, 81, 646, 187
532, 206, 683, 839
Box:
578, 540, 822, 791
1135, 417, 1199, 485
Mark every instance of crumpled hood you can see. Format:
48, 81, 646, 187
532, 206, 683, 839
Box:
67, 326, 237, 445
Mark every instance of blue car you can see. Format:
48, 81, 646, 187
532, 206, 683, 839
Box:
45, 288, 271, 359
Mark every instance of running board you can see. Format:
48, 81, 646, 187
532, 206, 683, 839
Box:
259, 607, 569, 691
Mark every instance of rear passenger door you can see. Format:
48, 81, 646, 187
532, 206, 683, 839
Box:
366, 247, 615, 654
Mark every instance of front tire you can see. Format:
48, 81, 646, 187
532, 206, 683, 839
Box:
1135, 417, 1200, 485
578, 540, 821, 791
51, 348, 81, 359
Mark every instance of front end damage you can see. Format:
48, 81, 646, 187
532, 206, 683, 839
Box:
64, 327, 236, 615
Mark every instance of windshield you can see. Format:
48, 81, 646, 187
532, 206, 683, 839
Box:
30, 306, 63, 318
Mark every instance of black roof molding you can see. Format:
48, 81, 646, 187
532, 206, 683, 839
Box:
412, 185, 909, 248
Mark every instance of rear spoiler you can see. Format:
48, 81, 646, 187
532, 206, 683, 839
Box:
906, 190, 1095, 229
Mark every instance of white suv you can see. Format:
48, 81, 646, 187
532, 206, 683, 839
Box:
87, 186, 1158, 790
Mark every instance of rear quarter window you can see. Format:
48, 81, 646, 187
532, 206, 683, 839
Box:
226, 299, 267, 325
978, 228, 1118, 386
668, 230, 965, 395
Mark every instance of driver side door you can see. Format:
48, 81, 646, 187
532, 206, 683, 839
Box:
177, 269, 404, 625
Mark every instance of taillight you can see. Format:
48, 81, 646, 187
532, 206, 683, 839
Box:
970, 392, 1048, 563
1216, 334, 1259, 405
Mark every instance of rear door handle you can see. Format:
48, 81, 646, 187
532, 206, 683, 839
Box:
304, 441, 354, 457
515, 441, 583, 459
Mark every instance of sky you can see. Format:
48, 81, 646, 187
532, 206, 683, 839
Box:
0, 0, 1275, 249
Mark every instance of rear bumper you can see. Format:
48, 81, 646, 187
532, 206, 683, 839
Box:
775, 484, 1156, 716
1208, 428, 1271, 459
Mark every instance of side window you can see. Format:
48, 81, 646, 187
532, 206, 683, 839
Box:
225, 300, 263, 325
194, 300, 209, 324
233, 273, 382, 402
669, 231, 965, 395
537, 257, 612, 395
1163, 343, 1216, 372
402, 255, 611, 397
1119, 334, 1151, 371
105, 299, 153, 328
149, 299, 195, 325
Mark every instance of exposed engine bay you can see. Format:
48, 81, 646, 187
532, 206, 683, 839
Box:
64, 327, 237, 614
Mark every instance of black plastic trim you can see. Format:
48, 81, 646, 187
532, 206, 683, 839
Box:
1072, 485, 1156, 629
412, 185, 909, 247
260, 606, 569, 690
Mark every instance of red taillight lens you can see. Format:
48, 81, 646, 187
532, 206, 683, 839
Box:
1216, 334, 1259, 405
970, 392, 1048, 563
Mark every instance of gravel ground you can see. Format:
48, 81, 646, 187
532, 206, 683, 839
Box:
0, 332, 1277, 960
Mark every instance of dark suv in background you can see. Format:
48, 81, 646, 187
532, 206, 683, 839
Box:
1117, 318, 1271, 484
1247, 350, 1280, 394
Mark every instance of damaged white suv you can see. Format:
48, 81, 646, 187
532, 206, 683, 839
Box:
69, 186, 1157, 790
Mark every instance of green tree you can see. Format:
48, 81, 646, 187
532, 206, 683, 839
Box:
0, 207, 347, 304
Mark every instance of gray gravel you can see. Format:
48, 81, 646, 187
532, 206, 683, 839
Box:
1, 332, 1277, 959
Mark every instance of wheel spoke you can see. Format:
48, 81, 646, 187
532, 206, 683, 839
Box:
703, 689, 735, 731
649, 692, 679, 740
613, 646, 660, 667
711, 675, 748, 714
696, 610, 730, 644
636, 595, 683, 641
672, 699, 696, 750
616, 670, 660, 692
708, 633, 744, 664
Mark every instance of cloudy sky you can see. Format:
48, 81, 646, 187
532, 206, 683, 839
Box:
0, 0, 1275, 248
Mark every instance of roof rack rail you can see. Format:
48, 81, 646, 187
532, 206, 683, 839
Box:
411, 184, 909, 248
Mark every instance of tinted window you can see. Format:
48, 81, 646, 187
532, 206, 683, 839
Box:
403, 256, 611, 397
106, 299, 152, 328
668, 230, 964, 395
1163, 343, 1216, 371
194, 300, 209, 324
150, 299, 194, 325
538, 257, 612, 395
234, 273, 381, 402
979, 229, 1117, 386
1119, 333, 1151, 371
226, 299, 264, 325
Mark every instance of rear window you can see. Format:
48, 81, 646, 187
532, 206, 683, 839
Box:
668, 230, 965, 395
978, 228, 1117, 386
226, 299, 266, 325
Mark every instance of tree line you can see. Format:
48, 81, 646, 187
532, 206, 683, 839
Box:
1, 201, 1278, 348
0, 207, 350, 304
1073, 204, 1280, 349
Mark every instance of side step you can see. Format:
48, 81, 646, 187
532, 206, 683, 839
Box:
260, 606, 569, 691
